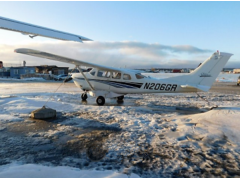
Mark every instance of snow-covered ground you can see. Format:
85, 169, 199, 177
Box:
0, 77, 47, 82
0, 73, 240, 178
0, 162, 139, 178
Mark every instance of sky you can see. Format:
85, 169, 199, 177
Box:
0, 1, 240, 69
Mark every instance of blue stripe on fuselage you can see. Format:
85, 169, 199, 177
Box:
75, 78, 142, 89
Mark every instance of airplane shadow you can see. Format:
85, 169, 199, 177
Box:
80, 97, 137, 107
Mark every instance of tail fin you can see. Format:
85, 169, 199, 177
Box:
166, 51, 233, 91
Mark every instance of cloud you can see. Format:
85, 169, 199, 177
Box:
0, 41, 216, 69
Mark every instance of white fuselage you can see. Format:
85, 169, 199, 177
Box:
72, 69, 197, 97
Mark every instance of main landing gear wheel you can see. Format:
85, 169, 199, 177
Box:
117, 95, 124, 101
96, 96, 105, 106
117, 96, 124, 104
81, 93, 88, 101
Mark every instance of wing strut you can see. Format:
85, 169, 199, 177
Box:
77, 66, 94, 91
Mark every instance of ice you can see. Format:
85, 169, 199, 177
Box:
0, 162, 139, 178
1, 77, 240, 177
0, 77, 47, 82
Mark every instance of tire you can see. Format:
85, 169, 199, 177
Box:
81, 93, 88, 101
237, 83, 239, 86
96, 96, 105, 106
117, 96, 124, 101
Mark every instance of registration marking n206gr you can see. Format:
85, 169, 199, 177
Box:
144, 83, 177, 91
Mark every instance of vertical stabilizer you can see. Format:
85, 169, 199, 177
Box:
165, 51, 233, 91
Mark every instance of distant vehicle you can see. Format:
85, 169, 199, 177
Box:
54, 74, 69, 81
172, 69, 182, 73
237, 76, 240, 86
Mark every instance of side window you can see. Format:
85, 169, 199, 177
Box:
112, 72, 121, 79
106, 71, 111, 78
123, 74, 131, 80
97, 70, 110, 78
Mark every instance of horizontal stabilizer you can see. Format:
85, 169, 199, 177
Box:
0, 16, 92, 42
181, 84, 210, 92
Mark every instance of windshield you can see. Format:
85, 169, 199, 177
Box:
89, 68, 96, 76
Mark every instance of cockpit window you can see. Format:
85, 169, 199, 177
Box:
90, 70, 96, 76
135, 73, 146, 79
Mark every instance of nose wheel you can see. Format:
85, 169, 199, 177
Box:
96, 96, 105, 106
81, 93, 88, 101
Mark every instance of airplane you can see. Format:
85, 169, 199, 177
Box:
0, 16, 234, 106
14, 48, 233, 106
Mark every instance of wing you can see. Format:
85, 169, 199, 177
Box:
0, 16, 92, 42
15, 48, 124, 72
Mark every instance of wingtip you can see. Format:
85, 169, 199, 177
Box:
78, 36, 93, 42
82, 38, 93, 41
14, 48, 24, 53
14, 48, 19, 53
14, 48, 33, 54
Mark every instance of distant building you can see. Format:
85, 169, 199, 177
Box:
0, 67, 10, 77
10, 66, 35, 79
181, 68, 190, 73
52, 66, 69, 75
36, 65, 69, 75
222, 68, 234, 73
0, 66, 11, 77
233, 69, 240, 74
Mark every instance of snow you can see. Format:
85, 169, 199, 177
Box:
189, 107, 240, 145
0, 162, 139, 178
0, 74, 240, 178
0, 77, 47, 81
